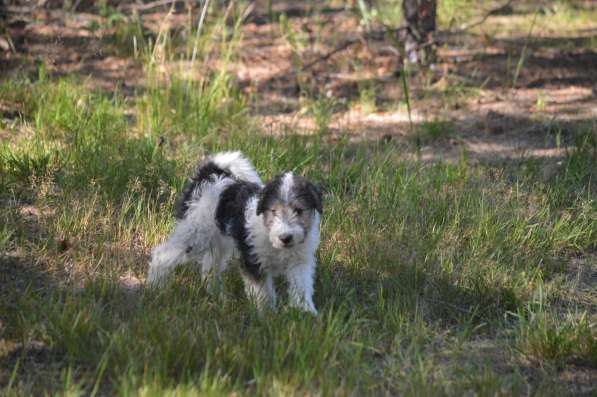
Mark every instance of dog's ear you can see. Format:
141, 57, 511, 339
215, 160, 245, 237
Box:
307, 181, 323, 214
257, 176, 282, 215
302, 181, 323, 214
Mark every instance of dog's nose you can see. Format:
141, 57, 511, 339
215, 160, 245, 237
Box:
279, 233, 293, 245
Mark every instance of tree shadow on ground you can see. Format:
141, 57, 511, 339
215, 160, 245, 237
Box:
445, 31, 597, 89
0, 253, 63, 390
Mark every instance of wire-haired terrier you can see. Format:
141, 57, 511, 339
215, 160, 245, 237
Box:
147, 152, 322, 314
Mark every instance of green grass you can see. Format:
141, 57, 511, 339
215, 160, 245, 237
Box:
415, 120, 455, 144
304, 95, 339, 135
1, 71, 595, 395
513, 290, 597, 368
1, 5, 597, 396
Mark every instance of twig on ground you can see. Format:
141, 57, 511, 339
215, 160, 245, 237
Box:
455, 0, 516, 33
381, 23, 410, 35
266, 25, 406, 86
255, 36, 361, 88
122, 0, 186, 12
294, 25, 397, 75
300, 37, 361, 72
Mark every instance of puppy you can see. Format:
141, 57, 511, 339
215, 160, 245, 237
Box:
147, 152, 322, 314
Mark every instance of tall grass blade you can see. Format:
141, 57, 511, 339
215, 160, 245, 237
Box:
512, 10, 538, 87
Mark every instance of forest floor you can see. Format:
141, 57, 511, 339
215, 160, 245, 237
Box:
3, 1, 596, 161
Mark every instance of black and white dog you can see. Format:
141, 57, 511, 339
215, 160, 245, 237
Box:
147, 152, 322, 314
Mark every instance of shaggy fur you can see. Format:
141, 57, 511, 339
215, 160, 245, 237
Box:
147, 151, 322, 314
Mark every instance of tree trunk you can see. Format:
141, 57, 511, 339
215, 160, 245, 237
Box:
402, 0, 437, 65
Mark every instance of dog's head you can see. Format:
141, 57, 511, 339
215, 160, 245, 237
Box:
257, 172, 322, 249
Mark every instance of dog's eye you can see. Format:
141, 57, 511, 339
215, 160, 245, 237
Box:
271, 209, 277, 216
294, 208, 303, 216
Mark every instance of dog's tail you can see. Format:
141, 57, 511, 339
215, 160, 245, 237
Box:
174, 151, 261, 220
210, 151, 262, 186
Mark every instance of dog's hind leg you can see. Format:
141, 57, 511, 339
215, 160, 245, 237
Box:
199, 240, 233, 296
147, 219, 213, 288
147, 178, 229, 288
147, 239, 190, 287
198, 249, 220, 295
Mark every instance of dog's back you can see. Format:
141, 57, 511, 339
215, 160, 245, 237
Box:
174, 152, 262, 220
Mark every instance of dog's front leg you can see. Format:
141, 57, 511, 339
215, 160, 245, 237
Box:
285, 260, 317, 315
241, 271, 276, 313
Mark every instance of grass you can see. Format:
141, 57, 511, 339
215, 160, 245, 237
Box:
1, 71, 595, 394
513, 293, 597, 368
1, 4, 597, 396
305, 95, 339, 135
414, 120, 455, 144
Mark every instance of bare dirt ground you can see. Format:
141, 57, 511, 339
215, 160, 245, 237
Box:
2, 1, 596, 164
